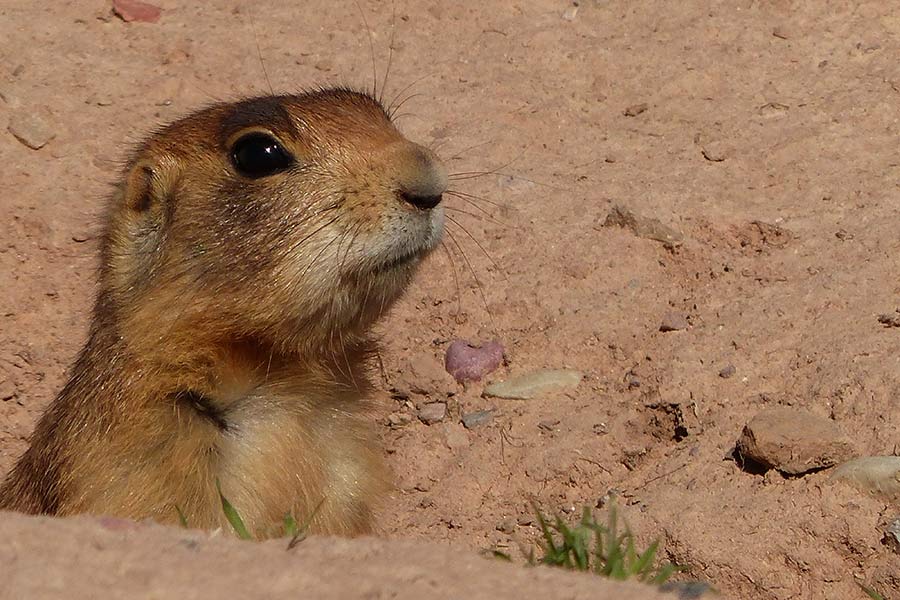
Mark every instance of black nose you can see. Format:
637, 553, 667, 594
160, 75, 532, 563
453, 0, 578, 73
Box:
399, 190, 443, 210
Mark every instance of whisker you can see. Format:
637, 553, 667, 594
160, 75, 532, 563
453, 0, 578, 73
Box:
446, 189, 505, 211
443, 205, 508, 229
248, 4, 274, 95
445, 214, 506, 280
443, 225, 495, 329
387, 74, 432, 117
438, 240, 462, 318
379, 0, 397, 105
354, 0, 379, 99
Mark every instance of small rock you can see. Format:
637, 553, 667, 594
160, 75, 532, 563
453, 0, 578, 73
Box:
831, 456, 900, 503
417, 402, 447, 425
444, 339, 504, 383
623, 103, 648, 117
386, 411, 412, 429
484, 369, 582, 400
113, 0, 162, 23
561, 5, 578, 20
601, 204, 684, 248
736, 408, 855, 475
8, 111, 55, 149
496, 518, 516, 534
0, 379, 17, 401
701, 142, 729, 162
516, 514, 534, 526
772, 26, 790, 40
538, 419, 560, 432
718, 364, 736, 379
881, 516, 900, 553
659, 312, 690, 332
442, 423, 469, 449
877, 309, 900, 328
461, 409, 494, 429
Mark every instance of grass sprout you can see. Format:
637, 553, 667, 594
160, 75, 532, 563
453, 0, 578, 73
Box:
528, 501, 679, 585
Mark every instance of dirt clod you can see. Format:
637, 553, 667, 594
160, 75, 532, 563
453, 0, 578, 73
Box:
8, 111, 55, 149
659, 313, 690, 332
736, 408, 855, 475
417, 402, 447, 425
602, 205, 684, 248
718, 364, 736, 378
624, 103, 648, 117
112, 0, 162, 23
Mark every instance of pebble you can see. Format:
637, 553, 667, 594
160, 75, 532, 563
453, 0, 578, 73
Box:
736, 408, 855, 475
601, 204, 684, 248
659, 312, 690, 332
484, 369, 582, 400
830, 456, 900, 502
538, 419, 560, 432
417, 402, 447, 425
877, 309, 900, 328
0, 379, 17, 401
701, 142, 730, 162
882, 516, 900, 553
444, 339, 504, 383
718, 364, 736, 379
386, 411, 412, 429
112, 0, 162, 23
561, 5, 579, 20
8, 111, 55, 149
461, 409, 494, 429
495, 519, 516, 534
623, 103, 648, 117
442, 423, 469, 449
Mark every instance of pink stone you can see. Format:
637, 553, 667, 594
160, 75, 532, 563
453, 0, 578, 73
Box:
444, 339, 504, 383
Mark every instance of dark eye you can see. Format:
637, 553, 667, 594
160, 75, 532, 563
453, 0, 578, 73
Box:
230, 132, 293, 178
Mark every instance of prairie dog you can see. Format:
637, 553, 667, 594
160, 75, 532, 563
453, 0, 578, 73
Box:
0, 89, 446, 537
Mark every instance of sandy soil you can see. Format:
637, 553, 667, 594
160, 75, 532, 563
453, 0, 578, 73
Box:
1, 0, 899, 598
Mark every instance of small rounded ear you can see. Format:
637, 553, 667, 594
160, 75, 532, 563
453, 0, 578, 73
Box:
123, 156, 179, 213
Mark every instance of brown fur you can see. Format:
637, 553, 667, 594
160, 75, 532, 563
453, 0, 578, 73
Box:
0, 89, 447, 537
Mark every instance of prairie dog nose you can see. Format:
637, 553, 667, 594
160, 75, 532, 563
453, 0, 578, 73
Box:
393, 143, 448, 211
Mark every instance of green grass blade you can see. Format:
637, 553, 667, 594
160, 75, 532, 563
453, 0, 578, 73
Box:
283, 513, 299, 538
287, 498, 325, 550
174, 505, 189, 528
632, 540, 659, 579
215, 478, 252, 540
857, 582, 886, 600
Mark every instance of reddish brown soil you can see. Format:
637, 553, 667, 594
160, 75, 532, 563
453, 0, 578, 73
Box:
1, 1, 899, 598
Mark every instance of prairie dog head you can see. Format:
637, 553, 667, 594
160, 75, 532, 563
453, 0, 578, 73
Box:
103, 89, 446, 354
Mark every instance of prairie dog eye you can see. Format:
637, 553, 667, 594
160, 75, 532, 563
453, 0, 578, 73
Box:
230, 132, 293, 178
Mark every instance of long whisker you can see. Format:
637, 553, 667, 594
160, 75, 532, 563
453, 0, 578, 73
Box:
445, 214, 505, 280
248, 4, 274, 95
446, 189, 505, 211
443, 205, 508, 229
387, 74, 432, 117
354, 0, 379, 99
443, 224, 495, 328
438, 240, 462, 318
379, 0, 397, 105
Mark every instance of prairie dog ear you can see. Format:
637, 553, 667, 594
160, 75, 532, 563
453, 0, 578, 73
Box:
123, 155, 180, 213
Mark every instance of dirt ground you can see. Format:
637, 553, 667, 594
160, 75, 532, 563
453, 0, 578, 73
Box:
1, 0, 899, 598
